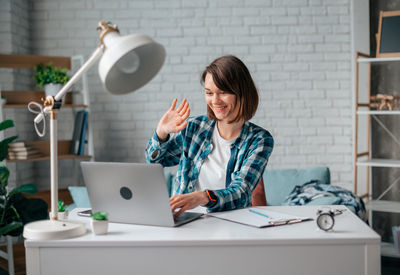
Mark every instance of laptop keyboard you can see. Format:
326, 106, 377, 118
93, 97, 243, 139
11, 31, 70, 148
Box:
173, 212, 202, 225
174, 212, 192, 222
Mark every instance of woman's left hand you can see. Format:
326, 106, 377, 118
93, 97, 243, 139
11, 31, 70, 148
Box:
170, 192, 209, 218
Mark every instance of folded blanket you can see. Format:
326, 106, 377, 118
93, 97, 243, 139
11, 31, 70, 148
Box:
282, 180, 367, 222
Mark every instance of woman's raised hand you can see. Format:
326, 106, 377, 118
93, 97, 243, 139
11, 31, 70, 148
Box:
156, 98, 190, 141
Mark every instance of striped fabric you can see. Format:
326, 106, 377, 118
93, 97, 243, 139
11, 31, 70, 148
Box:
146, 115, 274, 212
283, 180, 368, 222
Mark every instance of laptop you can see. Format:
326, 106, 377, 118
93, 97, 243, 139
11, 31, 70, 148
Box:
80, 162, 203, 227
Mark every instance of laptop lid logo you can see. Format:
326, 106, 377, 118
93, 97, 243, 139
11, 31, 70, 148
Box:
120, 186, 133, 200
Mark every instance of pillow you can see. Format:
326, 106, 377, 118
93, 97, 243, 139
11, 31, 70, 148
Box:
263, 167, 331, 206
68, 186, 91, 208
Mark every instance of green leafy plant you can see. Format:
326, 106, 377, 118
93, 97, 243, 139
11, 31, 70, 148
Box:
58, 200, 67, 212
33, 63, 70, 88
91, 211, 108, 221
0, 120, 38, 236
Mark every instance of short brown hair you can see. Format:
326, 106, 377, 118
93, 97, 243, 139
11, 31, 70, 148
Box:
201, 55, 259, 123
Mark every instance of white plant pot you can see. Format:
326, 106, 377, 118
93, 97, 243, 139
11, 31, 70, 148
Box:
58, 211, 68, 220
91, 219, 108, 235
49, 211, 68, 220
44, 83, 63, 98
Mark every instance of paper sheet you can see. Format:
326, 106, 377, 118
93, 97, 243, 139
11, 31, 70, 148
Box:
207, 207, 312, 228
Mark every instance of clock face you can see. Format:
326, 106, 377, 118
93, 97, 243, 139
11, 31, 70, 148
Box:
317, 213, 334, 231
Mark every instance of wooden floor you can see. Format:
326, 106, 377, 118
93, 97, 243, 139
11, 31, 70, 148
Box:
0, 242, 26, 275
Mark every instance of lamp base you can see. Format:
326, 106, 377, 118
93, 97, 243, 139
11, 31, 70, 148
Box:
23, 219, 86, 240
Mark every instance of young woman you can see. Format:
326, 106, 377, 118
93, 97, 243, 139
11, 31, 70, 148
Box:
146, 55, 274, 218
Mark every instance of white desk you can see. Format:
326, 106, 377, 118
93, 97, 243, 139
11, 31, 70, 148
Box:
25, 205, 380, 275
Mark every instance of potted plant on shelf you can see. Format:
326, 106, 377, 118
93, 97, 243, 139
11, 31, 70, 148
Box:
33, 63, 70, 98
91, 211, 108, 235
57, 200, 68, 220
0, 120, 38, 237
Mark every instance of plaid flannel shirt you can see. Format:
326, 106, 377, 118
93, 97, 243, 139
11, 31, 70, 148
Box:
145, 115, 274, 212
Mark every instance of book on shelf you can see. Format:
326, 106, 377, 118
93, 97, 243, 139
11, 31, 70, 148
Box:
70, 110, 87, 155
9, 147, 39, 155
8, 149, 43, 160
8, 146, 36, 152
8, 152, 43, 160
8, 141, 26, 148
7, 141, 43, 160
78, 110, 88, 155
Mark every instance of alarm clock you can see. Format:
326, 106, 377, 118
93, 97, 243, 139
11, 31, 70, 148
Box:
316, 208, 346, 231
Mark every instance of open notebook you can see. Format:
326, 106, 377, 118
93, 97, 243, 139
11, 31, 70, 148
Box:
207, 207, 312, 228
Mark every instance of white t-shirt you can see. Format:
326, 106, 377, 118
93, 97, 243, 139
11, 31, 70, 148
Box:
196, 127, 235, 191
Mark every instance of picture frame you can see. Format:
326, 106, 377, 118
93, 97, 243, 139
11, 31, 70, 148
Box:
376, 10, 400, 58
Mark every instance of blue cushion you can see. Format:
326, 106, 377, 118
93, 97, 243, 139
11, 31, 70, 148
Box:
263, 167, 330, 206
68, 186, 91, 208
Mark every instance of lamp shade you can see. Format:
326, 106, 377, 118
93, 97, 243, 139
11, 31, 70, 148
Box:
99, 32, 166, 94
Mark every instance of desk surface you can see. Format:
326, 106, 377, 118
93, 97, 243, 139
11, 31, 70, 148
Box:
25, 205, 380, 247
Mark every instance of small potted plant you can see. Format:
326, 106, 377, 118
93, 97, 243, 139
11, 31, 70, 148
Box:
57, 200, 68, 220
91, 211, 108, 235
33, 63, 70, 98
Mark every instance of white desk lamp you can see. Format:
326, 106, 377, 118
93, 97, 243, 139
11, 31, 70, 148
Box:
23, 21, 166, 240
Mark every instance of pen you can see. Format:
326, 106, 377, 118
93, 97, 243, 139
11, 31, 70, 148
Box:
249, 209, 270, 219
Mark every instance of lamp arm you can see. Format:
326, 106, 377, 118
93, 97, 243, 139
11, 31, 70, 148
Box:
30, 45, 105, 130
54, 45, 105, 101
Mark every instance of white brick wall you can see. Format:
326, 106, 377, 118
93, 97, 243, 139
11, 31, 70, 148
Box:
4, 0, 354, 190
0, 0, 35, 188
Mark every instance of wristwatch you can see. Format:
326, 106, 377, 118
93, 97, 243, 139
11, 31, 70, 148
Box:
205, 189, 218, 208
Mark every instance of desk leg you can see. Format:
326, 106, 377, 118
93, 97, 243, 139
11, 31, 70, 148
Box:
6, 236, 14, 275
25, 247, 40, 275
365, 244, 380, 275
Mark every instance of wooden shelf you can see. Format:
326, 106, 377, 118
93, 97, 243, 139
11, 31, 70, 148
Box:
381, 242, 400, 258
366, 200, 400, 213
357, 110, 400, 115
0, 53, 71, 69
6, 140, 91, 162
3, 104, 87, 109
6, 154, 91, 163
1, 90, 86, 108
356, 158, 400, 168
357, 56, 400, 63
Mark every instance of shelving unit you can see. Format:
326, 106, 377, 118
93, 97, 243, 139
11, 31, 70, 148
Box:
0, 53, 93, 180
354, 51, 400, 258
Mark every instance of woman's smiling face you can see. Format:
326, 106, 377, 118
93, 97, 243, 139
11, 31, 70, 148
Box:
204, 73, 238, 123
